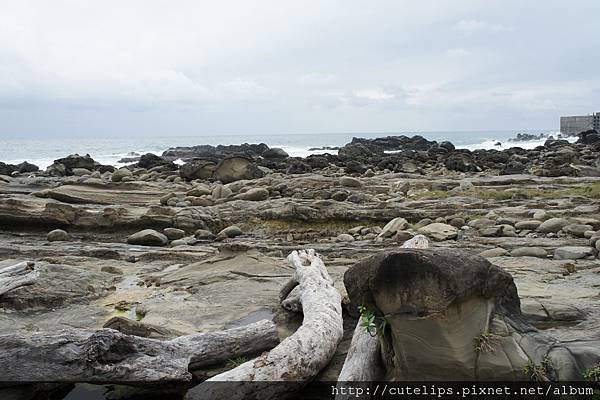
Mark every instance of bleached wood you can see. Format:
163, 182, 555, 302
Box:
185, 249, 343, 400
335, 235, 430, 399
0, 261, 39, 296
0, 319, 278, 383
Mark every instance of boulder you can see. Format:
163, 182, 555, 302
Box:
345, 160, 368, 174
16, 161, 39, 173
46, 162, 67, 177
127, 229, 169, 246
137, 153, 176, 170
163, 228, 186, 241
194, 229, 216, 240
479, 226, 503, 237
339, 176, 361, 188
47, 229, 70, 242
331, 191, 348, 201
213, 157, 264, 183
186, 186, 211, 197
160, 193, 176, 206
211, 185, 233, 200
54, 154, 95, 174
286, 161, 312, 175
467, 218, 495, 230
514, 220, 542, 231
500, 161, 525, 175
111, 168, 133, 182
563, 224, 593, 238
438, 141, 455, 152
554, 246, 594, 260
238, 188, 269, 201
448, 217, 466, 228
179, 160, 216, 181
536, 217, 569, 233
338, 143, 379, 159
392, 230, 415, 243
417, 222, 458, 241
262, 148, 289, 159
577, 129, 600, 145
305, 155, 330, 169
71, 168, 92, 176
378, 217, 409, 238
445, 152, 477, 172
336, 233, 355, 242
0, 162, 17, 176
218, 225, 243, 238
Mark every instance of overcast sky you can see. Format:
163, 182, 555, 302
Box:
1, 0, 599, 138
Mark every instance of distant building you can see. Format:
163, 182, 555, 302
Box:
560, 112, 600, 135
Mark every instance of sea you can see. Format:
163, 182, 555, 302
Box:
0, 129, 575, 170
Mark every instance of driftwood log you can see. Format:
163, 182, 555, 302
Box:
185, 249, 343, 400
335, 235, 429, 399
0, 261, 39, 296
0, 319, 278, 383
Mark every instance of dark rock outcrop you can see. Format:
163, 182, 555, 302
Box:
179, 160, 217, 181
577, 129, 600, 145
16, 161, 39, 173
53, 154, 95, 175
163, 143, 269, 161
0, 162, 17, 176
286, 160, 312, 175
262, 148, 289, 159
136, 153, 177, 170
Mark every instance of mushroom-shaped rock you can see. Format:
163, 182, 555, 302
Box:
344, 248, 600, 381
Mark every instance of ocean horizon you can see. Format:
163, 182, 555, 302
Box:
0, 129, 566, 170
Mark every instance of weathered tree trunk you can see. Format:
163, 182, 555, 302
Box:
0, 261, 39, 296
0, 319, 278, 383
185, 249, 343, 400
335, 322, 384, 397
280, 285, 302, 313
335, 235, 430, 399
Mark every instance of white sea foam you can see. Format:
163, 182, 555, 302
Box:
456, 134, 577, 151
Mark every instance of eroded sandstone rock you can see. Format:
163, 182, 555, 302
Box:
344, 249, 600, 380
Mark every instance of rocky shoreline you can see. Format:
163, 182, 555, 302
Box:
1, 131, 600, 398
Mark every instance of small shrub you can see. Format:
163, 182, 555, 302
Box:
358, 305, 388, 337
473, 332, 498, 353
227, 356, 249, 368
523, 356, 552, 382
584, 364, 600, 382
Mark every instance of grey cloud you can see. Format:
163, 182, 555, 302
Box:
0, 0, 599, 137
